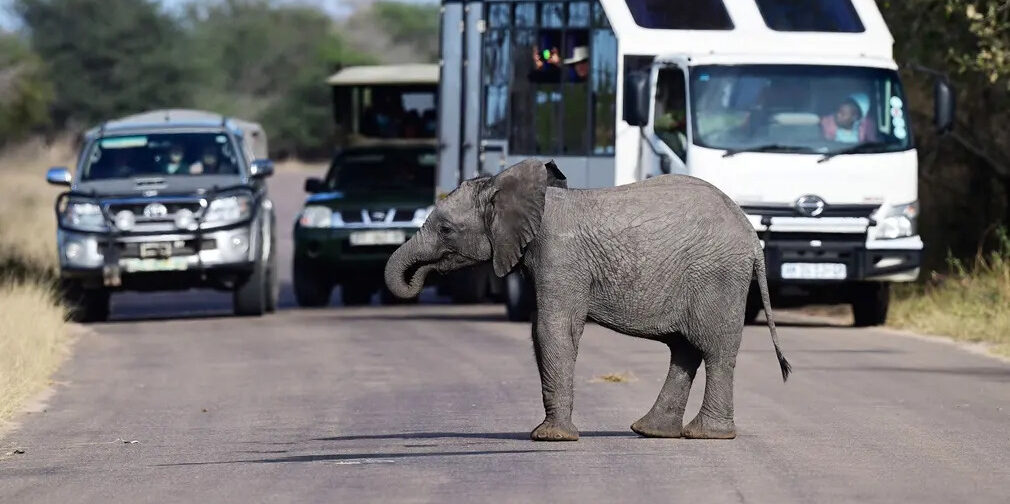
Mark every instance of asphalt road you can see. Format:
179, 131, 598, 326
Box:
2, 171, 1009, 503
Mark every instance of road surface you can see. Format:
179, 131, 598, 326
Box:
2, 171, 1009, 503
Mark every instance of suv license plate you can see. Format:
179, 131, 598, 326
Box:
122, 257, 189, 273
781, 263, 847, 280
349, 230, 406, 246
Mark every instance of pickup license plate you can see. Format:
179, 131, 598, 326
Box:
781, 263, 847, 280
122, 257, 189, 273
349, 230, 406, 246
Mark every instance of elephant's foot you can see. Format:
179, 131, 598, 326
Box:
630, 412, 683, 438
531, 418, 579, 442
682, 415, 736, 440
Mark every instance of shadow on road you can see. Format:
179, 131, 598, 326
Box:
313, 430, 634, 442
158, 449, 559, 467
333, 310, 509, 323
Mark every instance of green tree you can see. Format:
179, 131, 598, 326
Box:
342, 1, 440, 64
14, 0, 193, 127
0, 32, 53, 144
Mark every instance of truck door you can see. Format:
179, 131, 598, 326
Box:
436, 1, 465, 198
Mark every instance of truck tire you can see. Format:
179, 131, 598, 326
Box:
65, 284, 110, 323
293, 256, 331, 307
380, 285, 419, 305
450, 267, 489, 304
852, 282, 890, 327
504, 272, 534, 322
234, 252, 267, 317
341, 283, 373, 306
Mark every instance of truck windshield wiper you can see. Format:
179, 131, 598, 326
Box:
722, 144, 816, 158
817, 141, 892, 163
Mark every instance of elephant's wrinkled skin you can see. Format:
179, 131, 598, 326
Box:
385, 159, 790, 441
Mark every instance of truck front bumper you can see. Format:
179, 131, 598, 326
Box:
293, 227, 420, 282
762, 234, 922, 283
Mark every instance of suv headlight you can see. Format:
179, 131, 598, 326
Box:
61, 201, 107, 232
203, 194, 252, 228
412, 206, 434, 226
299, 205, 334, 228
875, 201, 918, 240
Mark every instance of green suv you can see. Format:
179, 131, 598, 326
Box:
293, 144, 436, 306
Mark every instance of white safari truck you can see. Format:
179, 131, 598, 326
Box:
435, 0, 954, 325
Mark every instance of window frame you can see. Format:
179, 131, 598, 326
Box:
754, 0, 865, 33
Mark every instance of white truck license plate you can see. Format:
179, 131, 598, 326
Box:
781, 263, 847, 280
122, 257, 189, 273
349, 230, 406, 246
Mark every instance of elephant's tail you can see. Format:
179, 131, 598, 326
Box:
753, 249, 791, 381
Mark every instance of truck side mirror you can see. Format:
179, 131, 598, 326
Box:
623, 70, 651, 127
934, 79, 955, 134
304, 177, 325, 193
250, 159, 275, 178
46, 167, 72, 186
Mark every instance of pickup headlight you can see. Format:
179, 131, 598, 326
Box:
299, 205, 335, 228
61, 201, 107, 232
875, 201, 918, 240
412, 206, 434, 226
203, 194, 252, 228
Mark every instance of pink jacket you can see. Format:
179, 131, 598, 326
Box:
820, 115, 876, 142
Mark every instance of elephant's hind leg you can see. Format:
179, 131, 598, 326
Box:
682, 352, 738, 439
632, 336, 702, 438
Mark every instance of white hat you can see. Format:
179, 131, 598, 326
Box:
563, 46, 589, 65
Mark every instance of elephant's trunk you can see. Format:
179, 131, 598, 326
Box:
384, 232, 437, 299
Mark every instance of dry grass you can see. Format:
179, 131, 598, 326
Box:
589, 371, 638, 384
0, 282, 68, 423
889, 231, 1010, 357
0, 137, 75, 427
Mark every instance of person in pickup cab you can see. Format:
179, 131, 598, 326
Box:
821, 95, 876, 143
164, 144, 186, 174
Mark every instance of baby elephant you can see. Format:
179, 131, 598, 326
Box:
385, 159, 790, 441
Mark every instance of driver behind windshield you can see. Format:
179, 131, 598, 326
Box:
164, 144, 186, 174
821, 94, 876, 143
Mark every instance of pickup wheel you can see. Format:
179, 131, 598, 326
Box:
341, 283, 373, 306
234, 250, 267, 317
64, 284, 110, 323
293, 256, 331, 307
851, 282, 890, 327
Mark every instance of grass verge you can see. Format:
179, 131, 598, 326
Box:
889, 231, 1010, 357
0, 137, 73, 427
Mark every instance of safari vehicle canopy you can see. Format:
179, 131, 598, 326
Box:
326, 64, 439, 147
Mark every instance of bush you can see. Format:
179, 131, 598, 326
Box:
0, 33, 53, 145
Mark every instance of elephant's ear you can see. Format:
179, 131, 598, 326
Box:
486, 159, 567, 277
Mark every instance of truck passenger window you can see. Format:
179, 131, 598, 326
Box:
654, 67, 687, 161
624, 0, 733, 30
755, 0, 864, 33
481, 0, 617, 156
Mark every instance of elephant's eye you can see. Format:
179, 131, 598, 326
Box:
438, 223, 454, 236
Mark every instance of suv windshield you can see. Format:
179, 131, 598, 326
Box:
683, 65, 911, 156
81, 132, 242, 180
324, 150, 436, 193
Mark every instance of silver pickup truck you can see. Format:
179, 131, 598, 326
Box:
47, 109, 278, 321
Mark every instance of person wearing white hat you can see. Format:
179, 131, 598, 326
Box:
563, 45, 591, 83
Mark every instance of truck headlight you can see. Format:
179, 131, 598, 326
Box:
412, 206, 434, 226
299, 205, 333, 228
203, 194, 252, 228
62, 201, 107, 232
876, 201, 918, 240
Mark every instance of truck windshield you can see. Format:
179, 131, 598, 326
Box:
325, 150, 436, 193
685, 65, 911, 156
81, 132, 242, 180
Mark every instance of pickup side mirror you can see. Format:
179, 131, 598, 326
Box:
46, 167, 72, 186
304, 177, 326, 193
623, 70, 651, 127
934, 79, 955, 134
250, 159, 275, 178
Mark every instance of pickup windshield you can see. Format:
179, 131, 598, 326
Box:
82, 132, 242, 180
685, 64, 911, 156
324, 150, 436, 193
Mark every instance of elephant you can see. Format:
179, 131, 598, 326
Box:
384, 159, 790, 441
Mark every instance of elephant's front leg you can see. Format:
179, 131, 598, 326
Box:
530, 309, 585, 441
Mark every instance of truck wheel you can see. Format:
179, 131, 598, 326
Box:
341, 283, 373, 306
65, 284, 110, 323
234, 254, 267, 317
450, 267, 489, 304
293, 257, 331, 308
744, 287, 762, 326
504, 272, 534, 322
380, 286, 418, 305
852, 282, 890, 327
